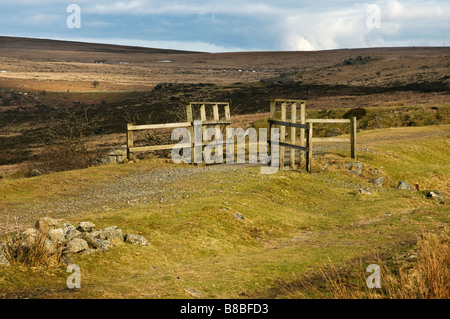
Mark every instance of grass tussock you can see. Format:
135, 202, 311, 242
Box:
283, 231, 450, 299
2, 230, 64, 268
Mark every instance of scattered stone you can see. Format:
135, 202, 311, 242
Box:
61, 223, 76, 234
77, 222, 96, 232
384, 212, 393, 217
349, 171, 359, 178
185, 288, 202, 298
48, 228, 66, 244
398, 181, 415, 191
427, 191, 445, 204
35, 217, 61, 232
98, 226, 123, 243
373, 177, 384, 186
233, 213, 245, 221
65, 238, 89, 254
108, 145, 127, 163
353, 163, 363, 175
65, 228, 82, 241
357, 188, 371, 195
82, 232, 112, 251
124, 234, 149, 246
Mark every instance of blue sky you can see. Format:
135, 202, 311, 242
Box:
1, 0, 449, 52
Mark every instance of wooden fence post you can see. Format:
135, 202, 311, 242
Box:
290, 103, 297, 170
351, 116, 357, 159
279, 103, 286, 170
186, 103, 194, 164
126, 124, 134, 161
300, 102, 306, 164
306, 122, 313, 173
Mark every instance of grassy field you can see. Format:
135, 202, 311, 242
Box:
0, 123, 448, 298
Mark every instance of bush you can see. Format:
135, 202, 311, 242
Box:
343, 107, 367, 120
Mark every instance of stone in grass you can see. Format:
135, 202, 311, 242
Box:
233, 213, 245, 221
357, 188, 371, 195
427, 191, 445, 204
65, 238, 89, 254
48, 228, 66, 244
65, 228, 82, 241
77, 222, 96, 233
373, 177, 384, 186
97, 226, 123, 243
61, 223, 76, 234
82, 232, 112, 251
35, 217, 62, 232
398, 181, 415, 191
124, 234, 149, 246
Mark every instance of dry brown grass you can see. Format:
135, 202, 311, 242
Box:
3, 229, 64, 267
283, 231, 450, 299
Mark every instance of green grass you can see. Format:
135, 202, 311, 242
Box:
0, 124, 448, 299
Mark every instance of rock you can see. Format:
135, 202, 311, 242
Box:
384, 212, 393, 217
398, 181, 415, 190
77, 222, 96, 232
98, 226, 123, 244
124, 234, 149, 246
65, 238, 89, 254
65, 228, 82, 241
233, 213, 245, 221
373, 177, 384, 186
35, 217, 61, 232
82, 232, 112, 251
108, 145, 127, 163
61, 223, 76, 234
353, 163, 363, 174
48, 228, 66, 244
357, 188, 371, 195
185, 288, 202, 298
427, 191, 445, 204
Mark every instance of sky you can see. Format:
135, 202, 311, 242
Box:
0, 0, 449, 52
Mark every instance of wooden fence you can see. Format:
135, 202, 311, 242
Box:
126, 100, 357, 172
126, 102, 231, 161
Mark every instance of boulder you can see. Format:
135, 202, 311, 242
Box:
77, 222, 96, 232
61, 223, 76, 234
373, 177, 384, 186
65, 238, 89, 254
398, 181, 415, 191
108, 145, 127, 163
65, 228, 82, 241
82, 232, 112, 251
35, 217, 61, 232
48, 228, 66, 244
124, 234, 149, 246
98, 226, 123, 244
427, 191, 445, 204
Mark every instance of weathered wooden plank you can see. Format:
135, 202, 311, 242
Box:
269, 120, 308, 129
299, 101, 306, 164
128, 122, 191, 131
312, 137, 349, 143
130, 144, 191, 152
268, 141, 307, 152
306, 119, 351, 124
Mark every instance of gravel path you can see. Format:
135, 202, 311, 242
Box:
0, 165, 247, 236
